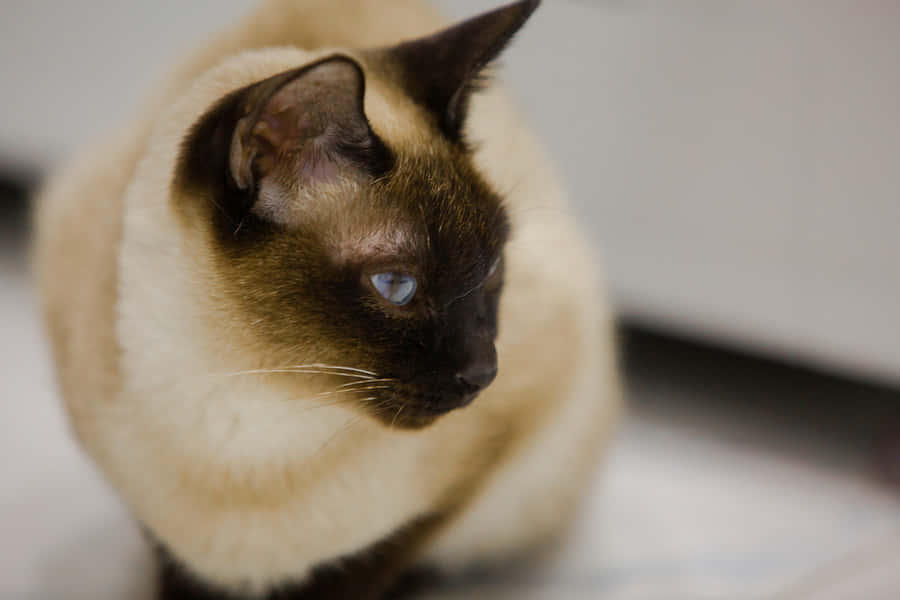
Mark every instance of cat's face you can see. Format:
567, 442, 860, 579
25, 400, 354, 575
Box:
173, 1, 537, 428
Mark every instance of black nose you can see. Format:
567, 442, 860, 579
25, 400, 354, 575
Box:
454, 363, 498, 392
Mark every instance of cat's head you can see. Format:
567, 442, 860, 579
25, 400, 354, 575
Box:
173, 0, 539, 428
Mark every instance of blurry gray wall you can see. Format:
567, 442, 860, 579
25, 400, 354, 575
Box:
2, 1, 899, 385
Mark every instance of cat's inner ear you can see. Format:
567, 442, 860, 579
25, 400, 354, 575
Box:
383, 0, 540, 142
226, 56, 389, 224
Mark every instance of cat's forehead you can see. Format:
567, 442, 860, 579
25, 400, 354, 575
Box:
331, 223, 417, 264
375, 153, 503, 246
309, 149, 507, 278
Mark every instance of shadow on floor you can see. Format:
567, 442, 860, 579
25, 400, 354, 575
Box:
620, 323, 900, 485
0, 173, 34, 252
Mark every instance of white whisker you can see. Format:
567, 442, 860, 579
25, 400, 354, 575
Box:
310, 415, 366, 458
334, 378, 395, 389
221, 368, 371, 380
298, 363, 377, 377
297, 394, 385, 412
390, 403, 405, 429
315, 385, 390, 398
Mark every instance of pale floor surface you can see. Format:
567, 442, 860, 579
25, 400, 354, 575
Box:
2, 229, 899, 600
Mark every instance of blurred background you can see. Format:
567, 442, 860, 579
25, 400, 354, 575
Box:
2, 1, 899, 598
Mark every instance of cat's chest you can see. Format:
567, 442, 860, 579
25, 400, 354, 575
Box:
106, 371, 445, 589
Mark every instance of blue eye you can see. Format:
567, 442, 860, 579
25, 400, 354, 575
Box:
370, 272, 417, 306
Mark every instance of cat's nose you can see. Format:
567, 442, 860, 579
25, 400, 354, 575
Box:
454, 363, 498, 392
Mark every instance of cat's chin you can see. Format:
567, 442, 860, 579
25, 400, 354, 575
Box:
366, 392, 480, 430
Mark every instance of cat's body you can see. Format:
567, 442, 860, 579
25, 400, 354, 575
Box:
34, 1, 619, 598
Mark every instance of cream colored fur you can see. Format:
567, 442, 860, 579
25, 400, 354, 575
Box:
34, 0, 619, 595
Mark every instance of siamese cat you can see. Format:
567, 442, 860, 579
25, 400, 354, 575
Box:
34, 0, 619, 598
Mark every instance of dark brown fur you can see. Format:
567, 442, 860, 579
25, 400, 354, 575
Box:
154, 514, 445, 600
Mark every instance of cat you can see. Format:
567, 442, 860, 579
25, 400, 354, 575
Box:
33, 0, 620, 598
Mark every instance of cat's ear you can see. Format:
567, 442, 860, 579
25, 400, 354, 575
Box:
384, 0, 540, 142
177, 56, 390, 227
